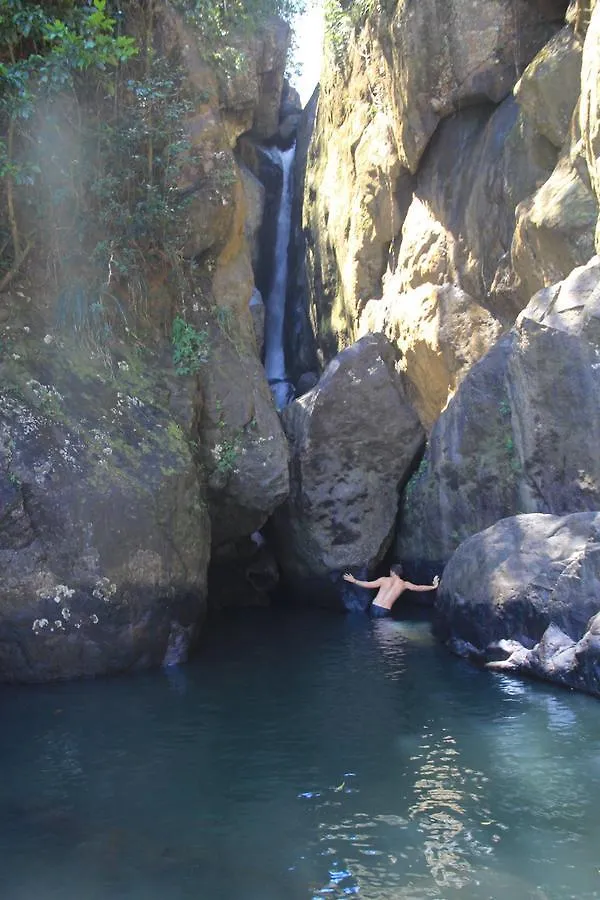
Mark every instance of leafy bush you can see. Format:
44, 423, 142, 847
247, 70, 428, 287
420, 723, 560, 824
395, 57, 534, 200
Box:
172, 315, 209, 375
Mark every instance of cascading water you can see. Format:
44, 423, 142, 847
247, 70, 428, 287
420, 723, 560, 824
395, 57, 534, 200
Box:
263, 145, 296, 410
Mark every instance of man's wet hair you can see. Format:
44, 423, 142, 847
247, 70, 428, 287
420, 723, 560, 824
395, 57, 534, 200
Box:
390, 563, 403, 576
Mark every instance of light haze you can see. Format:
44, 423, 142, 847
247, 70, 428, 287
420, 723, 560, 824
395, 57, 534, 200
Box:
291, 2, 324, 106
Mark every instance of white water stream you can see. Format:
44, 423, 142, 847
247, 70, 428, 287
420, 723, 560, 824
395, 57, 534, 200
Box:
263, 145, 295, 410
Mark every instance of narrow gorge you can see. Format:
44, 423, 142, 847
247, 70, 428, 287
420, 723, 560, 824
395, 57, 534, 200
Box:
1, 0, 600, 694
2, 2, 600, 898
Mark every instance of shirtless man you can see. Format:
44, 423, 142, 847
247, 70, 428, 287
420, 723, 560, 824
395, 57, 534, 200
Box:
343, 564, 440, 618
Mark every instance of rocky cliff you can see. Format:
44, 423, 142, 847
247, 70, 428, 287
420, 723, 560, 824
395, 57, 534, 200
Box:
0, 1, 295, 680
293, 0, 600, 696
302, 0, 599, 428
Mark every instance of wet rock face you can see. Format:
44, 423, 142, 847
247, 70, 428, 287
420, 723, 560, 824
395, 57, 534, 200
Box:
238, 139, 284, 304
397, 256, 600, 571
273, 333, 424, 608
435, 511, 600, 697
0, 351, 210, 683
287, 89, 320, 384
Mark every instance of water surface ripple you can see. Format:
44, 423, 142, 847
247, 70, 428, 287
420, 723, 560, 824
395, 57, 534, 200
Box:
1, 608, 599, 900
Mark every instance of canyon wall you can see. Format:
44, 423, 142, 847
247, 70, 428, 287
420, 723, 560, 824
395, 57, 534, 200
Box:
302, 0, 599, 429
0, 2, 295, 679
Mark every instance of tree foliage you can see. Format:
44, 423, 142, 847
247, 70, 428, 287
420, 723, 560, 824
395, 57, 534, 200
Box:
0, 0, 300, 300
174, 0, 305, 74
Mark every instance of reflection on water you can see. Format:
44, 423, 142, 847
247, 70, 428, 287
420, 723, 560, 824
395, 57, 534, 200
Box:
409, 726, 501, 891
0, 608, 599, 900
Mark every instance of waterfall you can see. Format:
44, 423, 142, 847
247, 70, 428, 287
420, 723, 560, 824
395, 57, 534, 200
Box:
264, 145, 295, 410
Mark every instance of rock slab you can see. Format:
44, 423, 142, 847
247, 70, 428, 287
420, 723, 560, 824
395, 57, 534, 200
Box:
0, 350, 210, 683
274, 333, 424, 608
397, 256, 600, 570
435, 511, 600, 697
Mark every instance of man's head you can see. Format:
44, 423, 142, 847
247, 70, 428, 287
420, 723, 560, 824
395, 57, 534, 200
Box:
390, 563, 403, 577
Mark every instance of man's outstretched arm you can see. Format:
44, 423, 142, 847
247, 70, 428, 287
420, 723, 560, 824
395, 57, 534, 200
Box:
343, 573, 385, 590
402, 575, 440, 592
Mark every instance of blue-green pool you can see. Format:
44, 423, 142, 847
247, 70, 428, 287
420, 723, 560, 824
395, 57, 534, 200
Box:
1, 607, 599, 899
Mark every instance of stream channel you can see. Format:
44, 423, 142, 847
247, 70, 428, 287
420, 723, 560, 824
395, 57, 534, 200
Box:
1, 607, 599, 900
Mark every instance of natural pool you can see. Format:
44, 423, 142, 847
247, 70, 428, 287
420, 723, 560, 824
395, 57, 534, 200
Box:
1, 607, 599, 900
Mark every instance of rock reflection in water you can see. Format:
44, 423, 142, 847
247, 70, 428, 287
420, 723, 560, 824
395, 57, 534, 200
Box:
1, 609, 599, 899
408, 725, 491, 889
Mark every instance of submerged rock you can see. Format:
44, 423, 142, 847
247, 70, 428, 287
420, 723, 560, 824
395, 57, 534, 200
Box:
435, 511, 600, 697
273, 333, 424, 609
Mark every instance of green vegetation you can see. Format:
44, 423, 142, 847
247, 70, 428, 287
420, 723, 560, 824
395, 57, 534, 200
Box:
404, 454, 428, 503
323, 0, 353, 64
172, 315, 209, 375
176, 0, 304, 68
0, 0, 302, 326
214, 437, 238, 475
323, 0, 391, 67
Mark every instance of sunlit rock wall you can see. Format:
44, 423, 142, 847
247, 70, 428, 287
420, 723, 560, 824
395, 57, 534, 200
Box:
302, 0, 600, 429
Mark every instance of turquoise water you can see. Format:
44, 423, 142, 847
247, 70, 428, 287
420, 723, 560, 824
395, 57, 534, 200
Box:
1, 607, 599, 900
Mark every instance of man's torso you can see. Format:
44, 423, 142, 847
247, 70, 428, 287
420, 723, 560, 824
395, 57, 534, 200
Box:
372, 576, 405, 611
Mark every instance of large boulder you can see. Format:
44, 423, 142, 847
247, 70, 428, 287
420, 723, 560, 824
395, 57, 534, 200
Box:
214, 17, 291, 143
184, 156, 290, 550
194, 308, 290, 549
396, 335, 519, 573
397, 256, 600, 571
0, 343, 210, 683
201, 350, 290, 549
359, 282, 503, 431
511, 153, 598, 302
273, 333, 424, 608
514, 26, 582, 151
435, 511, 600, 697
